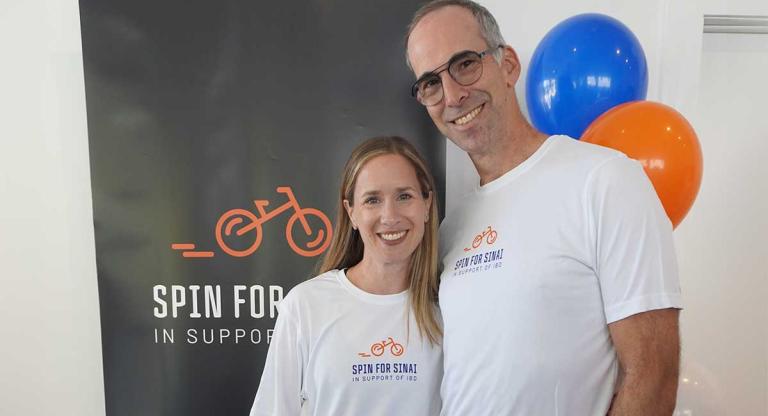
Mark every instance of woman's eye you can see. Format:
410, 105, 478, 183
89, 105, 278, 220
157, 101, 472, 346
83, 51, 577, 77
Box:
398, 193, 413, 201
363, 197, 379, 205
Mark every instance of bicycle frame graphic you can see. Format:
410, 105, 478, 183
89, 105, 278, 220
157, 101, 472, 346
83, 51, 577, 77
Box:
172, 186, 332, 258
358, 337, 404, 358
463, 225, 497, 252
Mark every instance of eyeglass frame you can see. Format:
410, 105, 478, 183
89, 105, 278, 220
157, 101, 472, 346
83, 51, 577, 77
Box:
410, 45, 503, 106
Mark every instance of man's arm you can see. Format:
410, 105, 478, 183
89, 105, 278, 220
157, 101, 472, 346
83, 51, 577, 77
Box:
607, 308, 680, 416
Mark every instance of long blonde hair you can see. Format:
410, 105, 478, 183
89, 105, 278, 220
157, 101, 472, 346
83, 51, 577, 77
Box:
318, 136, 442, 345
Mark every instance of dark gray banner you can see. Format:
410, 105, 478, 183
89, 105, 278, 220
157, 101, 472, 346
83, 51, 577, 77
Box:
79, 1, 443, 414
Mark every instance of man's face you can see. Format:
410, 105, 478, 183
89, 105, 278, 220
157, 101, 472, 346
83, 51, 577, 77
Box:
407, 6, 518, 157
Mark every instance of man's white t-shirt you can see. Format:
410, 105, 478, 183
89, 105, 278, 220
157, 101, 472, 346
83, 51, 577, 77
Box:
250, 269, 442, 416
438, 135, 681, 416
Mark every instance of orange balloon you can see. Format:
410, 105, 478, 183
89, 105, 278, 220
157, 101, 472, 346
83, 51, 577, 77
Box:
581, 101, 703, 228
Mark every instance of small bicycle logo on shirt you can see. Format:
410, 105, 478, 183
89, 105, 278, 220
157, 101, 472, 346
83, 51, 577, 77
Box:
358, 337, 405, 358
171, 186, 332, 258
464, 225, 498, 252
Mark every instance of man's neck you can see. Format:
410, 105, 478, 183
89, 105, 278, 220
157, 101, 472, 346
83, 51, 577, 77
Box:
470, 122, 549, 186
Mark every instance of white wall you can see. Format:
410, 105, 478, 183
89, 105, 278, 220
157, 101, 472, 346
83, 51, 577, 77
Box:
0, 1, 105, 415
673, 31, 768, 415
701, 0, 768, 15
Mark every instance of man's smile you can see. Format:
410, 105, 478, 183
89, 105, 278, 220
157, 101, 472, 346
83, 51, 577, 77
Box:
450, 104, 484, 126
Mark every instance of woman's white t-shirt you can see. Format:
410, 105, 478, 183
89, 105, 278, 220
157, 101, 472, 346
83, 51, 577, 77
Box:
250, 269, 442, 416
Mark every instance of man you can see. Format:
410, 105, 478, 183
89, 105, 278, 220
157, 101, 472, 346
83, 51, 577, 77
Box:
405, 1, 682, 415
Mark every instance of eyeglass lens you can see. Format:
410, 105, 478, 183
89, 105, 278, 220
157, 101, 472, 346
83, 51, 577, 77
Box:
416, 51, 484, 105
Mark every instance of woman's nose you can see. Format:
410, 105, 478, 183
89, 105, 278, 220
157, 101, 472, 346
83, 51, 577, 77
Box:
379, 200, 400, 226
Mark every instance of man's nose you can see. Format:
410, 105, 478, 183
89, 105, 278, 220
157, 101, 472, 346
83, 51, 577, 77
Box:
441, 73, 469, 107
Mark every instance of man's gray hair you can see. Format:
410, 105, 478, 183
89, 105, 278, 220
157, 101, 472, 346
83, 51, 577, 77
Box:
405, 0, 506, 69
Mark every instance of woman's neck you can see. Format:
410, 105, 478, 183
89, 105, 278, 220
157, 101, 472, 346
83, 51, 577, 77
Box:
346, 256, 409, 295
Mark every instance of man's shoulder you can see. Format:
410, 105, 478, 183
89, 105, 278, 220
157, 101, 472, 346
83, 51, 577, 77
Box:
534, 135, 635, 187
548, 135, 627, 166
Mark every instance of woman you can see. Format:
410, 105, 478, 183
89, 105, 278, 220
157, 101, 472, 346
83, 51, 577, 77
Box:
250, 136, 442, 416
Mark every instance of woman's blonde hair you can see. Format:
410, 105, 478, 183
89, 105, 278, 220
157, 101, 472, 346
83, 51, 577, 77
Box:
318, 136, 442, 345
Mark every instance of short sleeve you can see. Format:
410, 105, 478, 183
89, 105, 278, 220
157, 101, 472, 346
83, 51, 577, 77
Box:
587, 156, 682, 323
249, 299, 305, 416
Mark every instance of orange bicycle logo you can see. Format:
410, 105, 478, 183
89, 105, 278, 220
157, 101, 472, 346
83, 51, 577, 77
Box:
464, 225, 497, 252
358, 337, 404, 358
171, 186, 332, 258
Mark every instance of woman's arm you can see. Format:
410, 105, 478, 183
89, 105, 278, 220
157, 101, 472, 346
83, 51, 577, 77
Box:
249, 308, 305, 416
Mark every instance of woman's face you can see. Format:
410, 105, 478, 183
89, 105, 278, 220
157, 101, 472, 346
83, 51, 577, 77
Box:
345, 154, 432, 268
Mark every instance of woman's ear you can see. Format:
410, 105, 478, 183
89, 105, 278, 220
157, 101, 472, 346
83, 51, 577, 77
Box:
425, 191, 433, 222
343, 199, 356, 229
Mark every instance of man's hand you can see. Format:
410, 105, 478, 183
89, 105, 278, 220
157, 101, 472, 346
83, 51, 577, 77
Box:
607, 308, 680, 416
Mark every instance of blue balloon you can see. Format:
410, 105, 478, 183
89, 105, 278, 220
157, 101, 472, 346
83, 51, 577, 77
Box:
525, 13, 648, 139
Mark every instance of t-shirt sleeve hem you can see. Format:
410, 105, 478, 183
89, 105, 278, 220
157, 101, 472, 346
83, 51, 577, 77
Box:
605, 293, 683, 324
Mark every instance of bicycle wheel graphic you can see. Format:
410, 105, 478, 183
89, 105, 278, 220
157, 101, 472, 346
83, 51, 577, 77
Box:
487, 229, 498, 244
215, 209, 263, 257
371, 343, 385, 357
285, 208, 332, 257
390, 342, 404, 356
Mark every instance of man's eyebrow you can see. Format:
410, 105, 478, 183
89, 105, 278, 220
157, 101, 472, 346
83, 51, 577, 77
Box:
416, 69, 438, 82
415, 49, 472, 81
416, 54, 452, 80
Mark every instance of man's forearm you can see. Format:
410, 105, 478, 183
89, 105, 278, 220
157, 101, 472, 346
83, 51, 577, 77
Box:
607, 308, 681, 416
607, 365, 678, 415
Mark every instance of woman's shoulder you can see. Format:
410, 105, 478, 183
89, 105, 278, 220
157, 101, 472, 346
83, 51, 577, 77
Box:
279, 269, 344, 312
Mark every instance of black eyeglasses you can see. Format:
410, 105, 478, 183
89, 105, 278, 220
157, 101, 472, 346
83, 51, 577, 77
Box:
411, 45, 502, 106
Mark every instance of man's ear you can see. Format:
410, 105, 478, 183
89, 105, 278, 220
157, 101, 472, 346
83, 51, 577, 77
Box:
500, 45, 521, 88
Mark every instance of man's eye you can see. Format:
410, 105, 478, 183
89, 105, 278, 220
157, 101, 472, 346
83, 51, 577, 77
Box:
421, 77, 441, 91
455, 57, 478, 71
